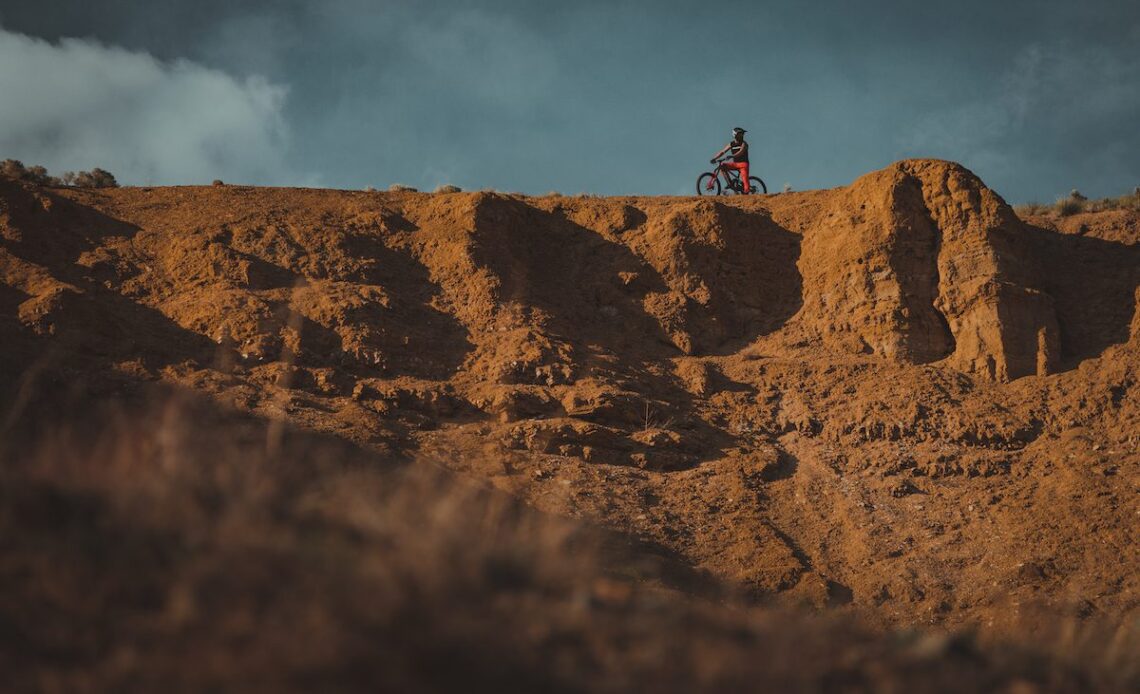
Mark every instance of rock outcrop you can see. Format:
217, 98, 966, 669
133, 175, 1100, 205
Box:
796, 160, 1060, 379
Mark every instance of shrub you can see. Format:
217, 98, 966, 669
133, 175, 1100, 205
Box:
27, 165, 52, 183
1013, 202, 1048, 217
67, 168, 119, 188
212, 179, 225, 187
1087, 197, 1118, 213
389, 183, 418, 192
1056, 195, 1085, 217
1, 159, 117, 188
434, 184, 462, 194
0, 158, 23, 178
1, 159, 61, 186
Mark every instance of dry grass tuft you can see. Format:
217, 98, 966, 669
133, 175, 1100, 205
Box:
1013, 202, 1049, 217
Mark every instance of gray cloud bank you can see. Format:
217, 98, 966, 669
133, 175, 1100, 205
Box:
1, 2, 1138, 200
0, 27, 303, 185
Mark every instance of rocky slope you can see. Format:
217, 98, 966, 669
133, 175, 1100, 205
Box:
2, 159, 1137, 638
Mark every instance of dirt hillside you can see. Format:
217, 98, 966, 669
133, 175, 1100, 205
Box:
2, 159, 1137, 642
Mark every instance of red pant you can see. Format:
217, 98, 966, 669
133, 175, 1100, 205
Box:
721, 161, 750, 192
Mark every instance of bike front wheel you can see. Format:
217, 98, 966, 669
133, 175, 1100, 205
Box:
696, 173, 721, 196
749, 177, 767, 195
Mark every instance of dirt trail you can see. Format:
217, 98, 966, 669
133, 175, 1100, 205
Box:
2, 159, 1137, 635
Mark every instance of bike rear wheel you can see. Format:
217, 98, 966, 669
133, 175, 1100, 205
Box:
749, 176, 767, 194
696, 172, 720, 196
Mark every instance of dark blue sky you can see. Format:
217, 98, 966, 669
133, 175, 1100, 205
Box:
1, 1, 1137, 201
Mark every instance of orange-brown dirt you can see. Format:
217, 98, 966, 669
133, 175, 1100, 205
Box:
2, 159, 1138, 689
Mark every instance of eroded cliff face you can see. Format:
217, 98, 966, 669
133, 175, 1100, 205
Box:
796, 165, 953, 363
795, 160, 1061, 380
903, 159, 1061, 379
2, 160, 1138, 631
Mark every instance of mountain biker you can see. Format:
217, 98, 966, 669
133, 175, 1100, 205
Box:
709, 127, 750, 193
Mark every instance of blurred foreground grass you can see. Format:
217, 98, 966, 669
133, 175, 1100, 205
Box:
0, 392, 1133, 692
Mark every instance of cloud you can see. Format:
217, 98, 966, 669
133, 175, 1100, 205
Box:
897, 41, 1140, 200
0, 26, 304, 185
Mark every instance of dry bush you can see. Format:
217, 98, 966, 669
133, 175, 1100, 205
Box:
1, 159, 119, 188
434, 184, 462, 194
1, 159, 61, 186
1013, 202, 1048, 217
389, 183, 418, 192
65, 167, 119, 188
1056, 195, 1086, 216
1, 158, 23, 178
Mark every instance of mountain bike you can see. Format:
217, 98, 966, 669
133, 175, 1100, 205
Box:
696, 159, 767, 196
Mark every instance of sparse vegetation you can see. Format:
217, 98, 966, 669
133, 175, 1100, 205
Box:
389, 183, 418, 192
1014, 187, 1140, 218
1013, 202, 1049, 217
1086, 188, 1140, 212
1, 159, 118, 188
434, 184, 462, 194
1, 159, 59, 185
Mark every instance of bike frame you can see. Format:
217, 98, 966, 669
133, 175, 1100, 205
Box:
713, 160, 748, 192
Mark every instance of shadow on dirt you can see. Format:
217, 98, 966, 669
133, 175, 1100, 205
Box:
1020, 225, 1140, 366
